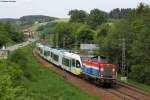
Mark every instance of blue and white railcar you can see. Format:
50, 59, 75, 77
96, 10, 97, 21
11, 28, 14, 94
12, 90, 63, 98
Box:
61, 51, 82, 75
36, 43, 82, 75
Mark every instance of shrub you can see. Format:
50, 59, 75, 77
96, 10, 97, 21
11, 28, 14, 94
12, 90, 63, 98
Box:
0, 61, 24, 100
9, 50, 32, 79
129, 64, 150, 85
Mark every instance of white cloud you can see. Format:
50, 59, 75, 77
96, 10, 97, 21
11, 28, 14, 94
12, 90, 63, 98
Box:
0, 0, 150, 18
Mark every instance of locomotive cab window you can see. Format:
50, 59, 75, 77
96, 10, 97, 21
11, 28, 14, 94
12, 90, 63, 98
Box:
76, 60, 81, 68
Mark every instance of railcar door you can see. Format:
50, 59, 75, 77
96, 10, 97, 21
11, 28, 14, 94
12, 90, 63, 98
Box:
71, 59, 81, 75
75, 60, 81, 75
76, 60, 81, 68
71, 59, 76, 73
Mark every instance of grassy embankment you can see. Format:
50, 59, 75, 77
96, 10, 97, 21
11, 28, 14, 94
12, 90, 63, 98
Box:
117, 74, 150, 92
17, 44, 98, 100
30, 18, 69, 32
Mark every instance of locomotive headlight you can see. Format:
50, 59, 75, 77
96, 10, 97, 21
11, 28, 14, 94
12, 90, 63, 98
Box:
100, 67, 104, 72
112, 68, 115, 72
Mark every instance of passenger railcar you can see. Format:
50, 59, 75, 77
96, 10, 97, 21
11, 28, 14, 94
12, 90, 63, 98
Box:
36, 43, 82, 75
36, 43, 116, 86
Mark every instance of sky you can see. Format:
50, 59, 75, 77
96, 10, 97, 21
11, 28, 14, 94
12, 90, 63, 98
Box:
0, 0, 150, 18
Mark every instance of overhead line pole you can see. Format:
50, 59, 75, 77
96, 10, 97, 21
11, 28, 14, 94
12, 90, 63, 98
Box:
121, 38, 127, 81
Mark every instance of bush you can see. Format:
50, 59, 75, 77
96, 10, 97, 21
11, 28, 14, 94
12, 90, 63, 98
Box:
9, 50, 32, 79
0, 61, 24, 100
9, 32, 24, 43
129, 64, 150, 85
9, 50, 28, 67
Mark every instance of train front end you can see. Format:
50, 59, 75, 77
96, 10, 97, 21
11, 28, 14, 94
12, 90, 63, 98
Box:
82, 56, 116, 85
99, 63, 116, 84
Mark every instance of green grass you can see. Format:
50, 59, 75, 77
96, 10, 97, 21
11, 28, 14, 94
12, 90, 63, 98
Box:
31, 22, 48, 31
18, 44, 98, 100
117, 74, 150, 92
52, 18, 69, 22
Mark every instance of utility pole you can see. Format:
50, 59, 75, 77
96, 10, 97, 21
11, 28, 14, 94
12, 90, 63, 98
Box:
75, 35, 78, 51
63, 37, 66, 49
121, 38, 127, 81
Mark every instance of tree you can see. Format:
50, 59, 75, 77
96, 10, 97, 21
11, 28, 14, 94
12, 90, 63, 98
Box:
136, 3, 146, 16
52, 22, 95, 49
87, 9, 108, 28
52, 22, 75, 48
0, 61, 24, 100
9, 31, 24, 43
77, 25, 96, 42
129, 24, 150, 85
0, 32, 8, 46
0, 21, 24, 46
96, 4, 150, 85
109, 8, 135, 19
0, 22, 9, 46
68, 9, 88, 23
9, 50, 31, 79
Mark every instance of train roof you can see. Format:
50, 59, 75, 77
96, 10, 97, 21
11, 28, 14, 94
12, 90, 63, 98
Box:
37, 43, 81, 61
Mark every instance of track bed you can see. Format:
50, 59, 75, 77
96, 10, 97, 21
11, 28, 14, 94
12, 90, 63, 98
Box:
33, 49, 150, 100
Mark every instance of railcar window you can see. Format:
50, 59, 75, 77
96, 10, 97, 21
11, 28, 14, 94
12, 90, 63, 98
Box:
44, 51, 47, 56
49, 51, 51, 56
44, 50, 49, 56
53, 54, 59, 62
51, 52, 53, 57
71, 59, 75, 67
62, 58, 70, 67
76, 60, 81, 68
39, 48, 42, 53
47, 51, 50, 56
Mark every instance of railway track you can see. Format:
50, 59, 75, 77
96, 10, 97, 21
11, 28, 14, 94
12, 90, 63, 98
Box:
110, 81, 150, 100
105, 84, 150, 100
116, 81, 150, 97
33, 49, 150, 100
105, 88, 139, 100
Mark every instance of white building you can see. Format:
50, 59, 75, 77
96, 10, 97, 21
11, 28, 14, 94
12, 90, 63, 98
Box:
80, 43, 98, 50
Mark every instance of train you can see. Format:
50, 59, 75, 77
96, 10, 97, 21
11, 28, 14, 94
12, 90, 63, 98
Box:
36, 43, 116, 86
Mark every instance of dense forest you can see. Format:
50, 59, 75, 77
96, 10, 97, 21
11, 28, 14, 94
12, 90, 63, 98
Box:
37, 3, 150, 85
97, 4, 150, 85
109, 8, 136, 19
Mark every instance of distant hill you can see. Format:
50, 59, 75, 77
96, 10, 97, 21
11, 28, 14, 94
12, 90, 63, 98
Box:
0, 15, 58, 28
20, 15, 57, 23
0, 18, 18, 22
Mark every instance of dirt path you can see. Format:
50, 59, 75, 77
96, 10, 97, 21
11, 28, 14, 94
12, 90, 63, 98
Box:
33, 50, 123, 100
